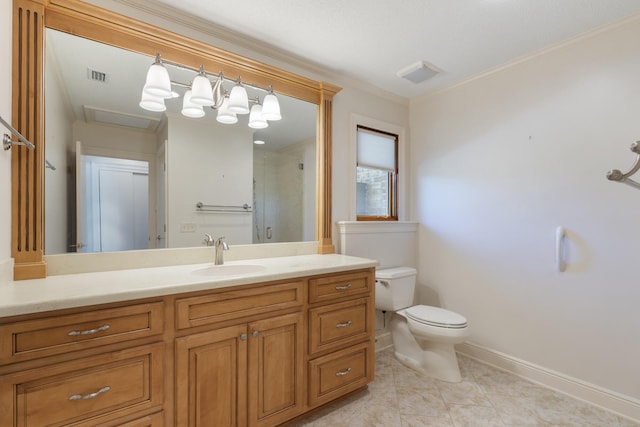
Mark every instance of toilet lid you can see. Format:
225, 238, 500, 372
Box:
405, 305, 468, 329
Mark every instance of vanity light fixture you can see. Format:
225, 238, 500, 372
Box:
227, 77, 250, 114
253, 139, 266, 145
190, 66, 215, 106
143, 54, 172, 98
139, 54, 281, 127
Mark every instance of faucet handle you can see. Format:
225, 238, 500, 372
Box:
216, 236, 230, 250
203, 234, 213, 246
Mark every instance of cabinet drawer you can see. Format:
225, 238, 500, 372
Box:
0, 302, 164, 364
176, 281, 304, 330
118, 411, 164, 427
308, 270, 373, 304
308, 342, 374, 408
0, 344, 164, 427
309, 298, 371, 355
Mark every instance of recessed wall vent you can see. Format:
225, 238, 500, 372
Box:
87, 68, 108, 83
397, 61, 439, 84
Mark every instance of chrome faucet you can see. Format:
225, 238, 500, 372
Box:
214, 236, 229, 265
203, 234, 214, 247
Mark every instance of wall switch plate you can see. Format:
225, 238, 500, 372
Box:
180, 223, 197, 233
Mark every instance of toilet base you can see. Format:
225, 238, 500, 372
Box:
391, 314, 464, 383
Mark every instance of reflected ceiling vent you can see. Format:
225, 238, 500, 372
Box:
87, 68, 108, 83
83, 105, 162, 132
397, 61, 439, 84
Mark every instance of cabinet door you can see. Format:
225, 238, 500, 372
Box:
175, 325, 247, 427
248, 312, 304, 427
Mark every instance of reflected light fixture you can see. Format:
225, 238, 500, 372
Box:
248, 103, 268, 129
182, 90, 205, 118
216, 97, 238, 124
254, 139, 265, 145
261, 86, 281, 121
139, 92, 166, 112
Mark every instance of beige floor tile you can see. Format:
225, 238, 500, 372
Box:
447, 404, 507, 427
437, 380, 492, 407
290, 350, 639, 427
401, 413, 455, 427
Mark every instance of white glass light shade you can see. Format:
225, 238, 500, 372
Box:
253, 139, 265, 145
248, 104, 268, 129
143, 62, 172, 98
139, 91, 166, 112
190, 73, 214, 106
261, 93, 281, 121
228, 84, 250, 114
181, 90, 205, 118
216, 97, 238, 124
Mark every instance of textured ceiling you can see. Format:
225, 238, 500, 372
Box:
138, 0, 640, 99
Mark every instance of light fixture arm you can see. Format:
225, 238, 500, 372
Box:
157, 54, 274, 94
1, 115, 36, 151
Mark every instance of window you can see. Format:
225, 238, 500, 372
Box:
356, 125, 398, 221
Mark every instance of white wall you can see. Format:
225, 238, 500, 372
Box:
332, 87, 410, 231
0, 0, 12, 282
166, 114, 254, 247
44, 47, 74, 254
411, 18, 640, 402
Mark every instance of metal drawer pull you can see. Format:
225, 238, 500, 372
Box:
240, 333, 247, 341
68, 324, 110, 336
336, 320, 352, 328
69, 386, 111, 401
335, 368, 352, 377
335, 283, 352, 290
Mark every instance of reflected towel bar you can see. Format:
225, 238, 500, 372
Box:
196, 202, 252, 213
606, 141, 640, 190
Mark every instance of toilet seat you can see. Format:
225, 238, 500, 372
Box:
405, 305, 468, 329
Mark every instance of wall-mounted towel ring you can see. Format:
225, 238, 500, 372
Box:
606, 141, 640, 190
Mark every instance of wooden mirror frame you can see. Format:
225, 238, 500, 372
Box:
11, 0, 339, 280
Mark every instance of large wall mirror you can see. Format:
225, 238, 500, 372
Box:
11, 0, 339, 279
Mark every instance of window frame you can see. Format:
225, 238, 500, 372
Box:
356, 125, 399, 222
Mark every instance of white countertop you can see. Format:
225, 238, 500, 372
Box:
0, 254, 377, 318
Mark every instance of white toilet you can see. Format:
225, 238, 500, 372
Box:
376, 267, 470, 382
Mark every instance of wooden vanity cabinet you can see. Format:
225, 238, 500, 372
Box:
0, 266, 376, 427
0, 301, 166, 427
307, 269, 376, 409
175, 280, 306, 427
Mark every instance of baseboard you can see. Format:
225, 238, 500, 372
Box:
375, 331, 393, 352
456, 342, 640, 423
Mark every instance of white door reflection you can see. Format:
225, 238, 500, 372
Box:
80, 154, 149, 252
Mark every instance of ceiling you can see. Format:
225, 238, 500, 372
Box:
132, 0, 640, 99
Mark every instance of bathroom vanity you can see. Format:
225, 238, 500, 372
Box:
0, 254, 376, 426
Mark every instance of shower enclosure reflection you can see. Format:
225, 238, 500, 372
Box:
44, 29, 317, 254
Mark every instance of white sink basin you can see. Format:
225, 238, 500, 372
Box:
192, 264, 267, 277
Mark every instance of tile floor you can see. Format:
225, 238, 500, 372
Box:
290, 348, 639, 427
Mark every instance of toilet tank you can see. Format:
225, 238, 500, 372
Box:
375, 267, 417, 311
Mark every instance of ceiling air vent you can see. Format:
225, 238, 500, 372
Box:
397, 61, 439, 84
87, 68, 108, 83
